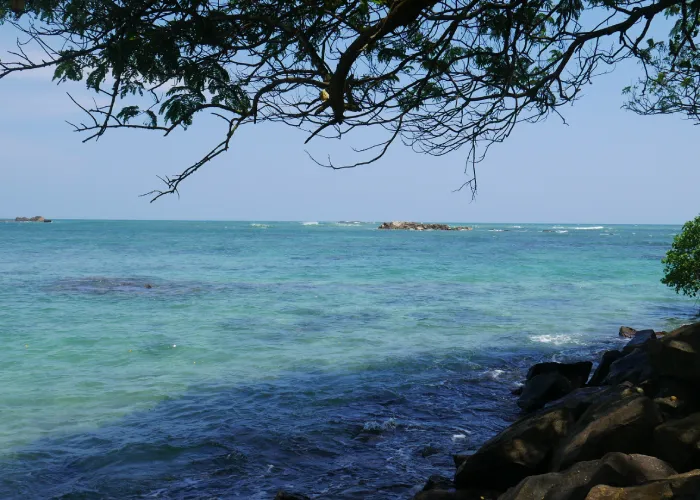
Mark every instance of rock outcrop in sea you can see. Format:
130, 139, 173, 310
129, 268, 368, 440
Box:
15, 216, 51, 222
276, 321, 700, 499
378, 221, 473, 231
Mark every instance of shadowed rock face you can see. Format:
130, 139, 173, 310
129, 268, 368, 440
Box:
499, 453, 677, 500
517, 362, 594, 412
588, 351, 624, 386
526, 362, 593, 388
551, 394, 663, 471
518, 372, 573, 413
602, 349, 655, 386
650, 323, 700, 382
378, 221, 473, 231
653, 412, 700, 473
454, 407, 575, 490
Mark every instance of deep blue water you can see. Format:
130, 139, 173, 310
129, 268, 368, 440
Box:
0, 220, 696, 499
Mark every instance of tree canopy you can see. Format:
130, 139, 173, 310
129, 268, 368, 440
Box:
663, 215, 700, 299
1, 0, 698, 198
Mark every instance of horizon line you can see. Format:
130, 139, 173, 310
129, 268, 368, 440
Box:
0, 217, 686, 225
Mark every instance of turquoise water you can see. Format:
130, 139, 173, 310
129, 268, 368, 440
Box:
0, 221, 696, 498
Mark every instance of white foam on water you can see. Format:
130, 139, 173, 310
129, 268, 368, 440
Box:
451, 434, 467, 442
556, 230, 568, 234
250, 223, 270, 228
482, 369, 505, 380
362, 418, 397, 432
529, 334, 581, 346
488, 229, 505, 232
301, 222, 319, 226
573, 226, 605, 230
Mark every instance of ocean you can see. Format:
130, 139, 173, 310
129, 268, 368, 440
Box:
0, 220, 695, 499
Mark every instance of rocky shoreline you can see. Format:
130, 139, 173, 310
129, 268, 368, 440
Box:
379, 221, 473, 231
276, 322, 700, 499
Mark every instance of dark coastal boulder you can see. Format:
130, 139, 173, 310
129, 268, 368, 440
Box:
551, 393, 663, 472
543, 384, 637, 418
517, 362, 594, 411
588, 351, 624, 386
650, 322, 700, 382
622, 331, 657, 355
526, 362, 593, 388
518, 372, 573, 412
653, 412, 700, 472
499, 453, 676, 500
584, 470, 700, 499
602, 349, 655, 386
454, 407, 575, 490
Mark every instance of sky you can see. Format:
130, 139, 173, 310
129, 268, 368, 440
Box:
0, 30, 698, 223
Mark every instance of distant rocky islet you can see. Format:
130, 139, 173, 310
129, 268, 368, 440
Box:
13, 216, 52, 223
378, 221, 473, 231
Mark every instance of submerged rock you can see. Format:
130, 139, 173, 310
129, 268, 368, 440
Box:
499, 452, 676, 500
421, 445, 441, 458
274, 492, 310, 500
454, 407, 575, 490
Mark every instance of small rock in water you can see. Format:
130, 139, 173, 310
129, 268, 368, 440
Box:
619, 326, 637, 338
420, 445, 441, 458
274, 492, 310, 500
421, 474, 453, 491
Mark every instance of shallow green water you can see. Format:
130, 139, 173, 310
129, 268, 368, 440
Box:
0, 221, 694, 498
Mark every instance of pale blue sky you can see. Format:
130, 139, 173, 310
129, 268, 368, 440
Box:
0, 29, 698, 223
